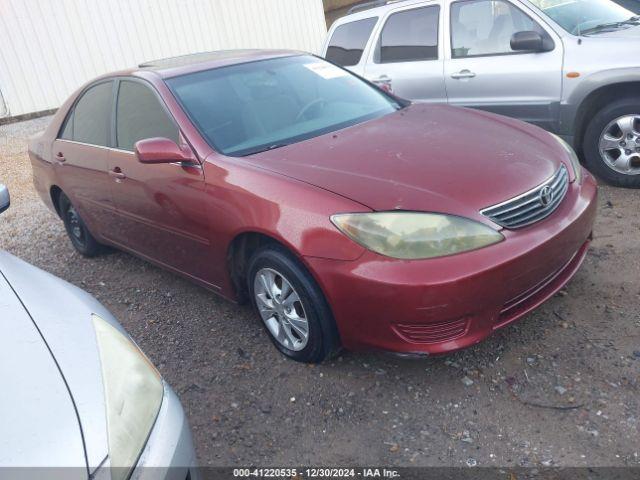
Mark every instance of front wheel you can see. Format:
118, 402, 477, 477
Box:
583, 99, 640, 188
247, 245, 340, 363
59, 193, 104, 257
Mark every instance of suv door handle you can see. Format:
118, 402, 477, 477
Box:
451, 69, 476, 79
55, 152, 66, 163
371, 75, 393, 92
372, 74, 391, 82
109, 168, 126, 180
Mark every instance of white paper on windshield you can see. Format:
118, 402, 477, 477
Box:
303, 62, 349, 80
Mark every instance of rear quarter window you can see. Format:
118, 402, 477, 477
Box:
59, 111, 74, 140
325, 17, 378, 67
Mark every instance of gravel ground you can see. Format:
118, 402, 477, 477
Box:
1, 117, 639, 469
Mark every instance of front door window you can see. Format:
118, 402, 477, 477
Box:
451, 0, 545, 58
115, 80, 179, 151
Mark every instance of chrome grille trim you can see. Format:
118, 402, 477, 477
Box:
480, 165, 569, 229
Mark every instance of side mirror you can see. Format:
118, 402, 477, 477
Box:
510, 31, 554, 52
135, 137, 196, 165
0, 184, 10, 214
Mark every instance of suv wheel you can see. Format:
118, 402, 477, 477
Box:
247, 245, 340, 363
59, 193, 104, 257
583, 98, 640, 188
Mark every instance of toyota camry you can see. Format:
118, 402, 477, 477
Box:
29, 50, 597, 363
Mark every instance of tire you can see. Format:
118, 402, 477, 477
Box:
58, 193, 104, 257
583, 98, 640, 188
247, 244, 340, 363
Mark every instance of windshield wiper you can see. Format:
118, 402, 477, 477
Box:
241, 143, 290, 156
581, 16, 640, 35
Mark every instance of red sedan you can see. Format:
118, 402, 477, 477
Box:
29, 50, 597, 363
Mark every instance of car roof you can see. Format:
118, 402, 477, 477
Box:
136, 49, 305, 79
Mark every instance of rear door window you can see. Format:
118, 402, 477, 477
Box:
115, 80, 179, 151
71, 81, 113, 146
377, 6, 440, 63
59, 113, 73, 140
325, 17, 378, 67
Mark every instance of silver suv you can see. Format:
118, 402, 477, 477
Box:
322, 0, 640, 187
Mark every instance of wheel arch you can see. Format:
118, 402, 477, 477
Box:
225, 228, 342, 309
226, 231, 302, 304
572, 81, 640, 155
50, 185, 64, 218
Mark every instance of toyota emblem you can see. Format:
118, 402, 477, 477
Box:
539, 185, 553, 207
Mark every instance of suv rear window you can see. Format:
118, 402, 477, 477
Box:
377, 6, 440, 63
325, 17, 378, 67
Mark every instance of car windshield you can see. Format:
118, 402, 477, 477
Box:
528, 0, 637, 34
166, 55, 402, 156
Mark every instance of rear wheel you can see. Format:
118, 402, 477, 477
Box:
59, 193, 104, 257
583, 98, 640, 188
247, 245, 340, 363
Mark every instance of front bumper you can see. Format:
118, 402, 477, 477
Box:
94, 384, 198, 480
306, 171, 597, 355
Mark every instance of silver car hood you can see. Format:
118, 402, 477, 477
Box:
0, 270, 86, 475
0, 251, 116, 473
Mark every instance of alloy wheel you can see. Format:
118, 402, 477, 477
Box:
598, 114, 640, 176
253, 268, 309, 351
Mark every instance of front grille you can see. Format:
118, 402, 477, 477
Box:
393, 318, 469, 344
481, 165, 569, 229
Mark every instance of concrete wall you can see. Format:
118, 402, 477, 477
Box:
0, 0, 327, 118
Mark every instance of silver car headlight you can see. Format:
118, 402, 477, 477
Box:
92, 314, 163, 480
551, 133, 582, 184
331, 212, 504, 259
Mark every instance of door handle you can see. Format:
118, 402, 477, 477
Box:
451, 69, 476, 79
109, 168, 126, 181
55, 152, 66, 163
371, 74, 393, 92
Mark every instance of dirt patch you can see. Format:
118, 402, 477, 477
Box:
1, 118, 638, 468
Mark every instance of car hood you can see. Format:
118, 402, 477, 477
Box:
0, 270, 87, 475
0, 251, 118, 473
242, 104, 565, 223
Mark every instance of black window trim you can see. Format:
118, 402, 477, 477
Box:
56, 76, 193, 162
448, 0, 555, 60
373, 4, 442, 64
112, 77, 182, 153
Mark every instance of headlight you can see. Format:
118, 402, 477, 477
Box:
331, 212, 504, 259
92, 314, 163, 480
551, 134, 582, 184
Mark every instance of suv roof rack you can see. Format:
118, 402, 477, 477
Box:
347, 0, 403, 14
